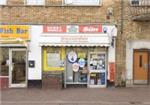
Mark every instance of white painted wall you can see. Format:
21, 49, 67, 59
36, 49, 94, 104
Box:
126, 40, 150, 85
28, 25, 42, 80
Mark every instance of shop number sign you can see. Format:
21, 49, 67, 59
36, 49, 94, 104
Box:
67, 51, 77, 63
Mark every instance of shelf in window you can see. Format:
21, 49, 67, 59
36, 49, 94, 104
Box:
90, 70, 106, 73
89, 70, 101, 73
66, 82, 87, 85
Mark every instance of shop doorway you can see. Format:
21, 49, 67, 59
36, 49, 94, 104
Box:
9, 48, 27, 88
65, 47, 88, 86
64, 47, 108, 88
133, 50, 149, 85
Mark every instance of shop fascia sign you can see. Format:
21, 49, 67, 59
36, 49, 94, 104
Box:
43, 25, 103, 33
0, 25, 29, 39
43, 25, 117, 37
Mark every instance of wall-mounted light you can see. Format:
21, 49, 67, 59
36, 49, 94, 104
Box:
107, 7, 113, 19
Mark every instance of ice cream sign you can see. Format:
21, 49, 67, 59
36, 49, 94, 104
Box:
0, 25, 29, 39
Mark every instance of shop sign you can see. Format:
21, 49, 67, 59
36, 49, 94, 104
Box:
102, 25, 117, 36
100, 72, 106, 85
42, 25, 117, 36
79, 25, 102, 33
0, 25, 29, 39
43, 25, 67, 33
67, 51, 78, 63
72, 62, 79, 72
61, 36, 88, 43
67, 25, 79, 33
78, 58, 86, 68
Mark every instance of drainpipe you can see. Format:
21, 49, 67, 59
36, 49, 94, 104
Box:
121, 0, 124, 34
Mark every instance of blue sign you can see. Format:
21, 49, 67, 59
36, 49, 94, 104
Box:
78, 58, 86, 68
100, 72, 106, 85
67, 51, 77, 63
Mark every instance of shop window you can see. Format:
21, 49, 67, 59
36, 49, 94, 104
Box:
65, 48, 88, 83
64, 0, 101, 6
0, 0, 6, 5
26, 0, 45, 5
0, 48, 9, 76
43, 47, 65, 71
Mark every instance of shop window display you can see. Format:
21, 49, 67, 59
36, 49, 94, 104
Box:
42, 47, 65, 71
88, 52, 107, 87
65, 48, 88, 84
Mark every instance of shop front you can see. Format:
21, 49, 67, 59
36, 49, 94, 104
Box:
40, 24, 117, 88
0, 25, 29, 89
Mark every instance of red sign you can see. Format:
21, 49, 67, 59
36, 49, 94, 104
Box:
43, 25, 67, 33
109, 62, 115, 82
79, 25, 102, 33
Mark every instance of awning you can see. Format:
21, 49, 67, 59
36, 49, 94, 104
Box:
39, 43, 110, 47
39, 34, 111, 47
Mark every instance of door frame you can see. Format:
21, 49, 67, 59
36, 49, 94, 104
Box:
9, 48, 28, 88
133, 49, 150, 85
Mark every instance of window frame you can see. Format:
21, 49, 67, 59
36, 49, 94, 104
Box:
64, 0, 101, 6
25, 0, 45, 5
130, 0, 150, 6
42, 47, 65, 71
0, 0, 7, 5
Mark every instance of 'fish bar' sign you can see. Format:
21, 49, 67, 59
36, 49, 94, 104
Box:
0, 25, 29, 39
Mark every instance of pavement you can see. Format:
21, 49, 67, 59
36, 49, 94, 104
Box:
1, 86, 150, 105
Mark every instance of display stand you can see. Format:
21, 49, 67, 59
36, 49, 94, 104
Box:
88, 52, 107, 88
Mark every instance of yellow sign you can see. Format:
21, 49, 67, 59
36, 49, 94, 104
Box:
0, 25, 29, 39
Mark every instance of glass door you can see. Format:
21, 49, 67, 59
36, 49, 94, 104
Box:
88, 52, 107, 88
9, 48, 27, 88
65, 47, 88, 87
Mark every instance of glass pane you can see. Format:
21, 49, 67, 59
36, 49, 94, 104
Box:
46, 47, 61, 67
0, 0, 6, 5
0, 48, 9, 76
66, 47, 88, 83
27, 0, 44, 5
12, 51, 26, 84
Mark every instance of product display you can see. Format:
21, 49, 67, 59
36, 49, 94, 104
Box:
88, 52, 107, 88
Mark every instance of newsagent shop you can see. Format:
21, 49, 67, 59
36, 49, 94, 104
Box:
0, 24, 117, 89
39, 24, 117, 88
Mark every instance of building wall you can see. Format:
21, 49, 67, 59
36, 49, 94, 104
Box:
116, 0, 150, 86
0, 0, 122, 86
28, 26, 42, 80
0, 0, 120, 24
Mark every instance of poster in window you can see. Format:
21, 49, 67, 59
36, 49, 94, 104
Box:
47, 53, 60, 67
67, 51, 77, 63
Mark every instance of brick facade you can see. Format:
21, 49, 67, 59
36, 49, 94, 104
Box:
0, 0, 120, 24
1, 0, 149, 87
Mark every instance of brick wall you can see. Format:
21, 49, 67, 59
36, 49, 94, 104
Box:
42, 71, 64, 89
1, 0, 140, 86
0, 77, 9, 89
115, 0, 150, 86
0, 0, 120, 24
